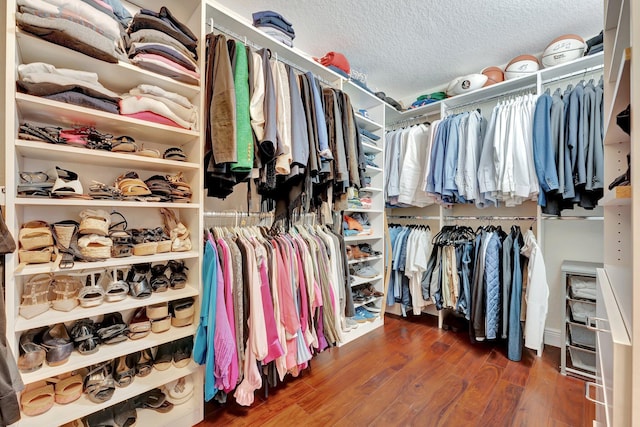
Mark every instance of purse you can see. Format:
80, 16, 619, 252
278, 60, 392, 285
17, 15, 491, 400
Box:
616, 104, 630, 135
0, 207, 16, 254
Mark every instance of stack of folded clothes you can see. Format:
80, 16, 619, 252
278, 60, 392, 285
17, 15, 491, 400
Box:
359, 128, 380, 145
119, 84, 198, 129
585, 30, 603, 56
128, 7, 200, 85
252, 10, 295, 47
16, 0, 128, 63
343, 213, 372, 237
17, 62, 121, 114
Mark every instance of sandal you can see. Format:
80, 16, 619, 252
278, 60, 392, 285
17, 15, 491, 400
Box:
147, 302, 168, 320
19, 220, 54, 250
52, 372, 84, 404
42, 323, 74, 366
77, 270, 106, 308
111, 135, 138, 153
20, 380, 55, 416
166, 172, 192, 202
127, 263, 152, 299
115, 171, 151, 197
128, 306, 151, 340
109, 212, 133, 258
70, 319, 100, 355
163, 146, 187, 161
170, 297, 195, 328
113, 400, 137, 427
136, 145, 161, 158
150, 264, 170, 292
83, 362, 115, 403
79, 209, 111, 236
164, 375, 194, 405
131, 229, 158, 256
19, 122, 62, 144
173, 335, 193, 368
97, 269, 129, 302
48, 166, 84, 196
134, 388, 166, 409
50, 275, 82, 312
167, 260, 188, 289
88, 181, 122, 200
160, 208, 191, 251
113, 355, 135, 387
18, 328, 46, 373
97, 312, 128, 345
153, 343, 173, 371
151, 227, 172, 253
134, 348, 154, 377
144, 175, 173, 201
19, 273, 52, 319
78, 234, 113, 260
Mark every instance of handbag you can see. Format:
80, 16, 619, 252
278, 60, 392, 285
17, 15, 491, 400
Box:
616, 104, 630, 135
0, 208, 17, 254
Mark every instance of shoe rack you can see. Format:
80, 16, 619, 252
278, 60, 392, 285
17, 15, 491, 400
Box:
2, 1, 205, 426
339, 81, 387, 345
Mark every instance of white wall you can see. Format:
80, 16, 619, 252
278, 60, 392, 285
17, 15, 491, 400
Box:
541, 211, 604, 346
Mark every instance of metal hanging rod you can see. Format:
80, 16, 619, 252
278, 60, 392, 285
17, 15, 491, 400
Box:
541, 64, 604, 86
387, 215, 440, 220
207, 18, 332, 86
443, 216, 536, 221
445, 84, 537, 113
542, 216, 604, 220
203, 211, 273, 218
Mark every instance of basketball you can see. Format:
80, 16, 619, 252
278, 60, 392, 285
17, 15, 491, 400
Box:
504, 55, 540, 80
481, 66, 505, 86
542, 34, 586, 68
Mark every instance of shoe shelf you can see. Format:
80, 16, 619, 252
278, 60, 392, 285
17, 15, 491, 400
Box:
15, 140, 200, 173
14, 251, 199, 277
135, 394, 204, 427
361, 141, 382, 154
354, 113, 383, 132
20, 362, 200, 427
351, 275, 383, 288
15, 285, 199, 333
361, 186, 383, 193
353, 295, 384, 309
365, 165, 383, 174
21, 325, 197, 387
342, 315, 384, 342
14, 198, 197, 209
602, 185, 632, 206
344, 234, 383, 242
604, 47, 631, 145
16, 94, 199, 146
348, 254, 383, 265
16, 31, 200, 99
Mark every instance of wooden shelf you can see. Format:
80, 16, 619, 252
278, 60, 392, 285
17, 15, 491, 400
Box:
365, 165, 383, 175
605, 0, 624, 30
135, 396, 204, 427
344, 234, 382, 242
16, 94, 199, 146
15, 286, 199, 332
602, 186, 631, 206
339, 315, 383, 346
344, 208, 383, 213
15, 140, 199, 173
362, 187, 383, 193
15, 251, 199, 276
16, 31, 199, 100
361, 141, 382, 154
20, 362, 200, 427
343, 80, 387, 110
20, 325, 196, 386
15, 198, 196, 209
351, 275, 383, 288
604, 48, 631, 145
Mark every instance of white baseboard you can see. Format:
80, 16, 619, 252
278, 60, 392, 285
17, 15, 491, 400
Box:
544, 327, 562, 348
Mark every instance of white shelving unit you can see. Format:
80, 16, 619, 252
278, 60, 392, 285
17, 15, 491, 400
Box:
2, 0, 205, 425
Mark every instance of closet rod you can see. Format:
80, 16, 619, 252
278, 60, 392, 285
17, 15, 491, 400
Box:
542, 216, 604, 220
387, 215, 440, 220
445, 84, 537, 113
207, 19, 332, 86
541, 63, 604, 86
388, 109, 440, 129
443, 216, 536, 221
203, 211, 272, 218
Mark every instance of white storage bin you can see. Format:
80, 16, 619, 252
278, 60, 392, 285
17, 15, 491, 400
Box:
568, 345, 596, 372
568, 275, 597, 300
568, 322, 596, 349
567, 298, 596, 323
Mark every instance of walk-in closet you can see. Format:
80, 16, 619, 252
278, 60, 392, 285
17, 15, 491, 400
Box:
0, 0, 634, 426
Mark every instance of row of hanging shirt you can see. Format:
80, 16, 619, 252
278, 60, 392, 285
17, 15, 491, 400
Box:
385, 78, 605, 215
388, 223, 549, 362
195, 223, 352, 406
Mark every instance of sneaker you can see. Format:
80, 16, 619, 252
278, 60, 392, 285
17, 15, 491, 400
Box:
354, 266, 378, 278
345, 317, 359, 330
355, 306, 376, 321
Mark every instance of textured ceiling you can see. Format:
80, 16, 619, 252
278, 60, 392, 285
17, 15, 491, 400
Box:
213, 0, 603, 105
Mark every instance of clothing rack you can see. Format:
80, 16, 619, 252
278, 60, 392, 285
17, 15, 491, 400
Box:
445, 85, 537, 114
388, 111, 438, 130
386, 215, 441, 220
541, 63, 605, 86
203, 211, 274, 227
207, 19, 332, 86
443, 216, 536, 221
542, 216, 604, 221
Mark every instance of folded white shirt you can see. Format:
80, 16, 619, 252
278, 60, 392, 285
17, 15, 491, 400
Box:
120, 94, 196, 129
130, 84, 193, 109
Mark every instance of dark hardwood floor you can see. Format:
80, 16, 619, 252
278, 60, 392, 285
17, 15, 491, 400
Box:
199, 314, 594, 426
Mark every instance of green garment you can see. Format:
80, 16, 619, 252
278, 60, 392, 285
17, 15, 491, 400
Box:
231, 40, 254, 172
